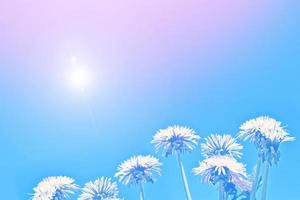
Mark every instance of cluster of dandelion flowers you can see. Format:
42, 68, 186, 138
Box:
115, 155, 162, 186
201, 134, 243, 159
152, 125, 200, 157
78, 177, 121, 200
193, 156, 248, 188
32, 176, 78, 200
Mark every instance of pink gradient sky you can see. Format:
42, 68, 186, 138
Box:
0, 1, 284, 106
1, 0, 282, 61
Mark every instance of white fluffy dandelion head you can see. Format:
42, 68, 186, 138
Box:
239, 116, 294, 145
201, 134, 243, 159
152, 125, 200, 157
115, 155, 162, 186
78, 177, 121, 200
32, 176, 77, 200
193, 156, 247, 184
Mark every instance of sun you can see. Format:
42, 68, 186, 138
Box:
71, 56, 78, 63
66, 55, 94, 92
69, 67, 91, 90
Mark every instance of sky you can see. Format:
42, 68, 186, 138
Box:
0, 0, 300, 199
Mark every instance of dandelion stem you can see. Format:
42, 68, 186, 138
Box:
251, 156, 262, 200
219, 182, 225, 200
224, 190, 228, 200
176, 152, 192, 200
261, 162, 270, 200
139, 183, 145, 200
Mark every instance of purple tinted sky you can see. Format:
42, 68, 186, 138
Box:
1, 0, 280, 67
0, 0, 283, 102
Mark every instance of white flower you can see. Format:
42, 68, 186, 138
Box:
239, 116, 294, 144
78, 177, 121, 200
201, 134, 243, 159
238, 116, 295, 164
193, 156, 247, 185
115, 155, 162, 186
32, 176, 77, 200
152, 125, 200, 157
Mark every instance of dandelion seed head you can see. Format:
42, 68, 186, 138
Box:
115, 155, 162, 186
201, 134, 243, 159
152, 125, 200, 157
193, 156, 247, 185
32, 176, 77, 200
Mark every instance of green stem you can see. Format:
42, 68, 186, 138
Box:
139, 183, 145, 200
176, 152, 192, 200
261, 162, 270, 200
251, 156, 262, 200
219, 182, 225, 200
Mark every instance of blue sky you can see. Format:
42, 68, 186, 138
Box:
0, 1, 300, 199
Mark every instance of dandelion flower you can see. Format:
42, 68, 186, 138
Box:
193, 156, 247, 184
115, 155, 161, 200
115, 155, 161, 185
78, 177, 121, 200
152, 125, 200, 157
201, 134, 243, 159
239, 116, 294, 149
238, 116, 295, 200
152, 125, 200, 200
31, 176, 77, 200
193, 156, 248, 200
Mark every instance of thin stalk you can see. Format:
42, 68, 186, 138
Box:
176, 152, 192, 200
139, 183, 145, 200
219, 182, 225, 200
250, 156, 262, 200
261, 162, 270, 200
224, 190, 228, 200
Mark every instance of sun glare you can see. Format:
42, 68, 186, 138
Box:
69, 67, 91, 90
71, 56, 78, 63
